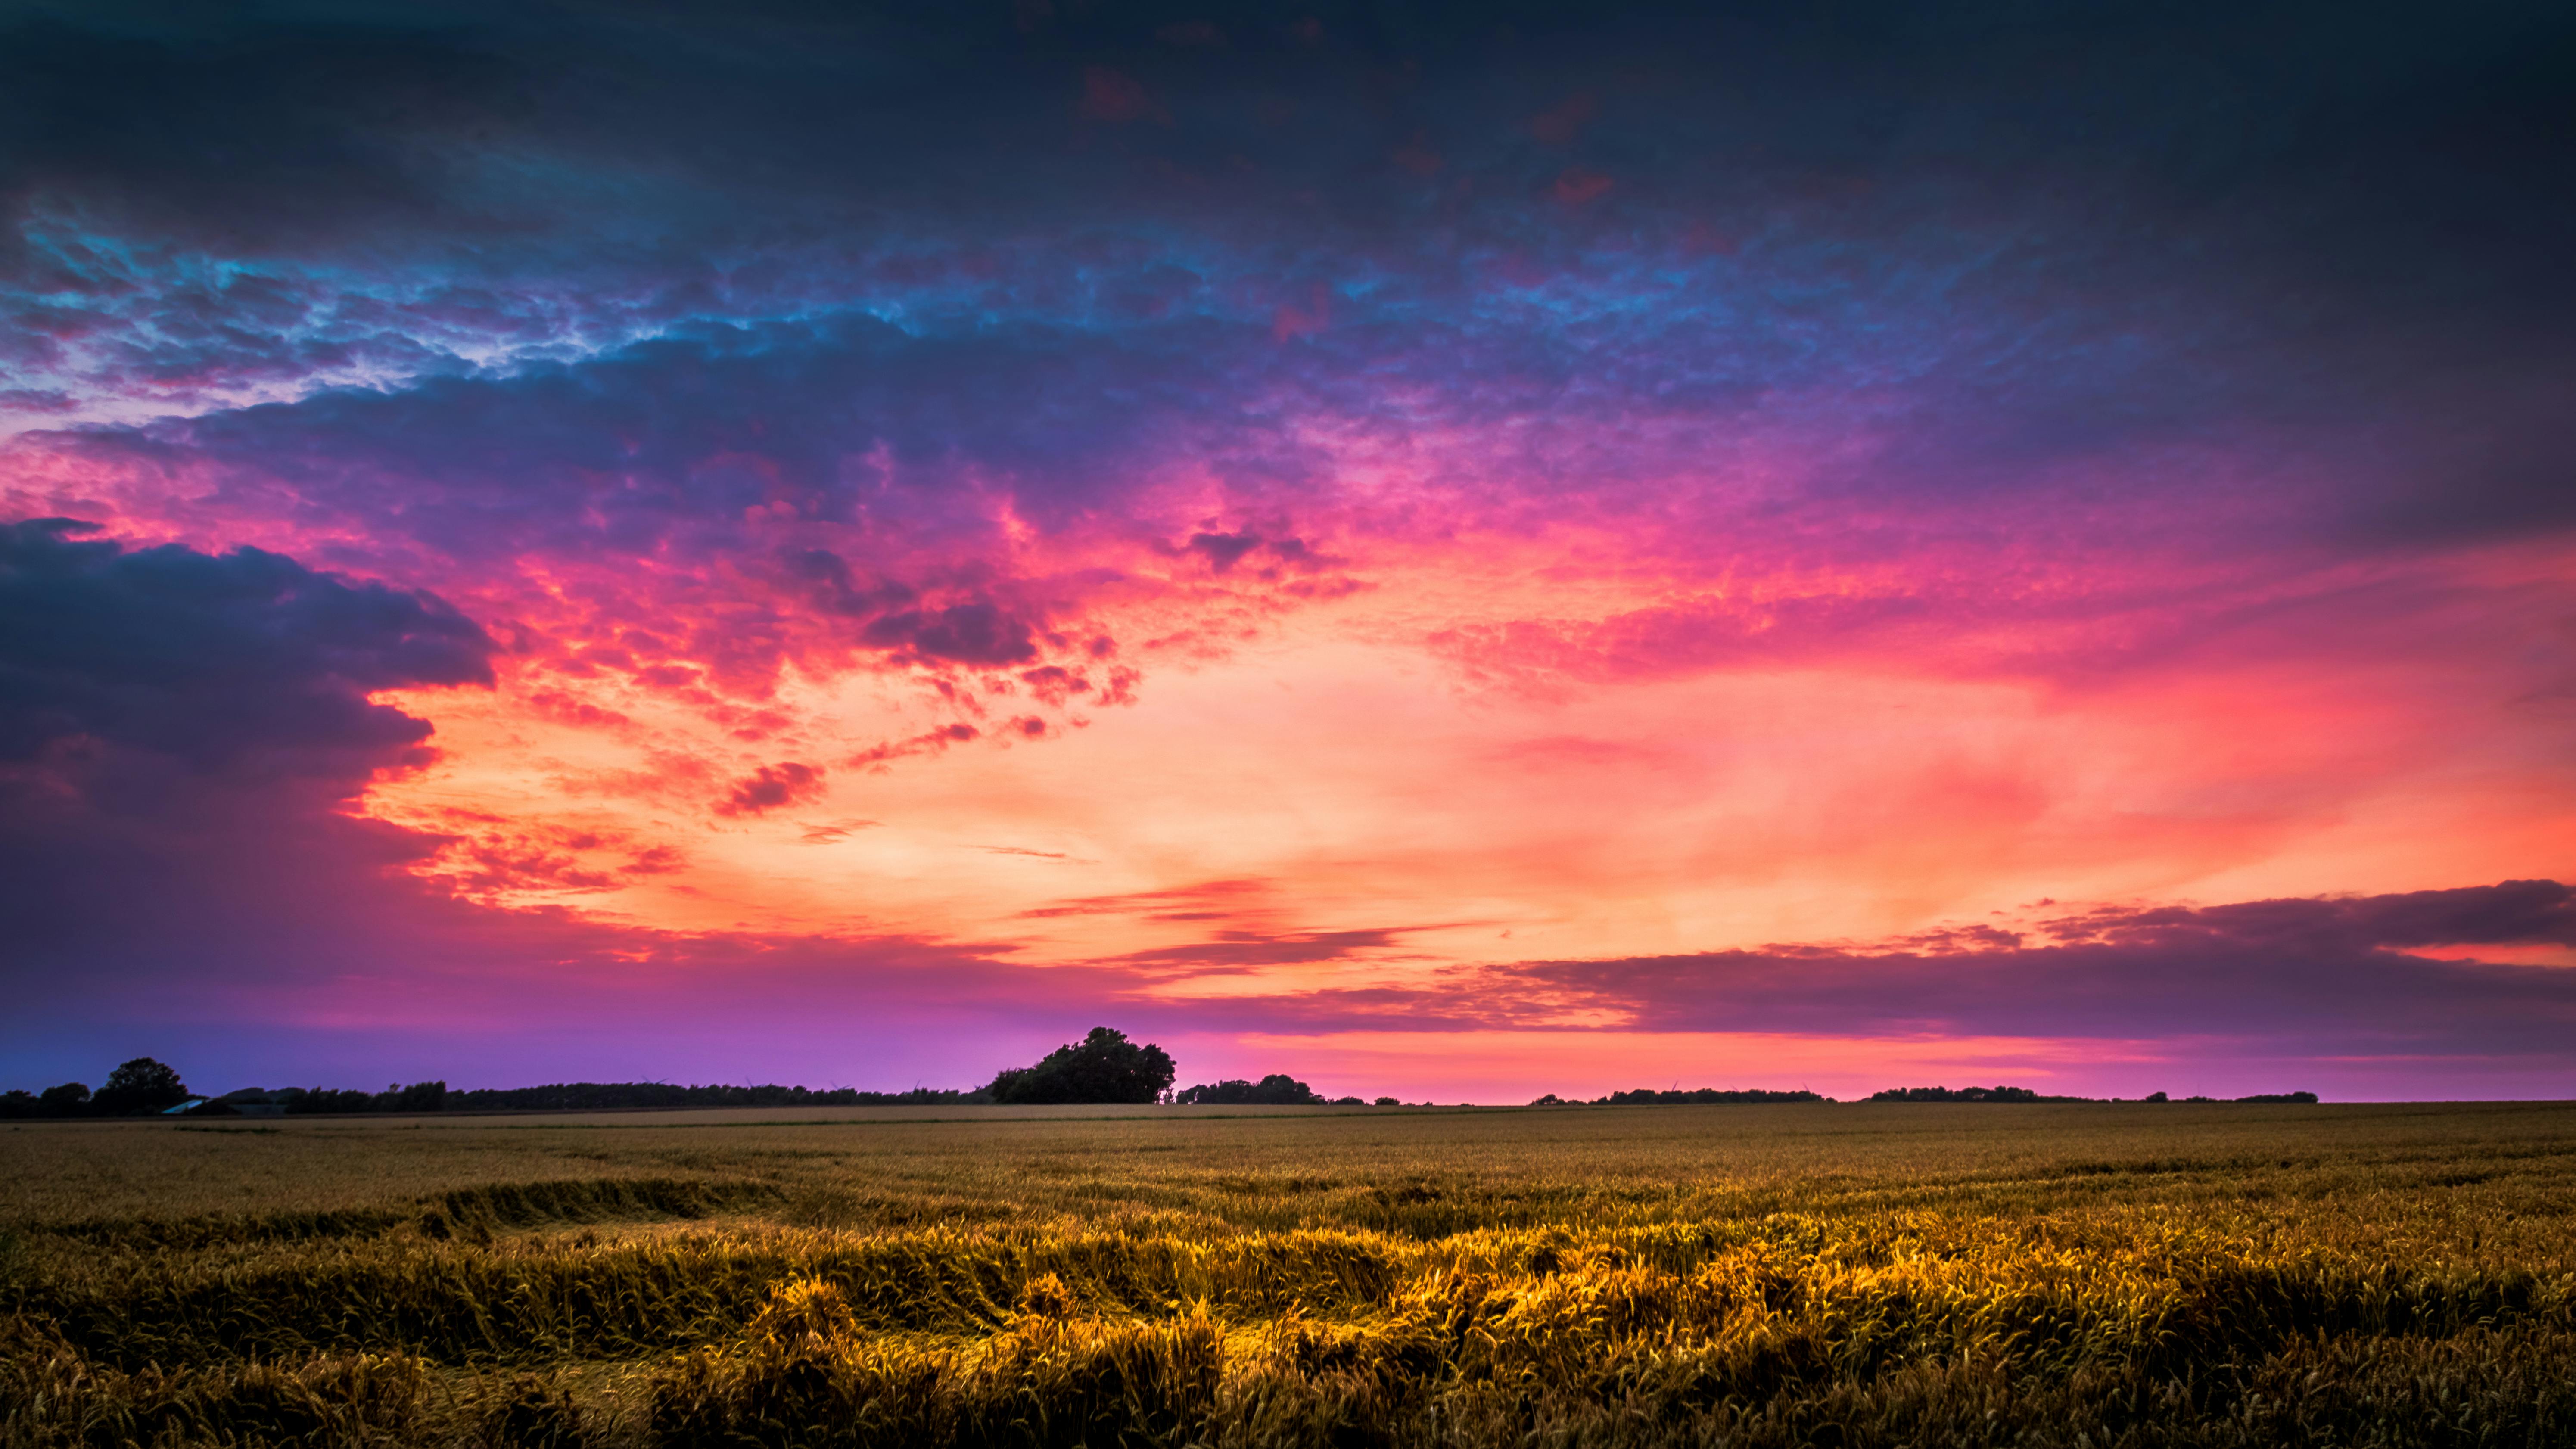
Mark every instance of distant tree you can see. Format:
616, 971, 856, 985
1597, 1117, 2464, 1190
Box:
1173, 1073, 1322, 1106
985, 1028, 1175, 1105
1595, 1088, 1826, 1105
1373, 1097, 1399, 1107
38, 1082, 92, 1116
1530, 1093, 1566, 1106
0, 1089, 40, 1119
2234, 1091, 2318, 1104
1329, 1096, 1364, 1106
1867, 1085, 2078, 1103
375, 1080, 448, 1113
93, 1057, 190, 1115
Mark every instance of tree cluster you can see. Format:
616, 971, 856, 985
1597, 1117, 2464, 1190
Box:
282, 1082, 451, 1113
983, 1028, 1175, 1105
0, 1057, 192, 1118
445, 1083, 977, 1111
217, 1082, 975, 1114
1173, 1074, 1355, 1106
1868, 1085, 2071, 1102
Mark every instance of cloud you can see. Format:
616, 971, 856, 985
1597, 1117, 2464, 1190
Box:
2040, 880, 2576, 952
1107, 927, 1427, 970
1429, 593, 1935, 691
1186, 531, 1262, 572
8, 0, 2566, 548
1527, 92, 1598, 147
1078, 66, 1164, 125
1020, 877, 1276, 922
862, 603, 1037, 666
0, 526, 502, 1015
1506, 882, 2576, 1056
716, 762, 826, 817
0, 17, 529, 256
0, 518, 492, 772
797, 819, 882, 845
848, 724, 982, 771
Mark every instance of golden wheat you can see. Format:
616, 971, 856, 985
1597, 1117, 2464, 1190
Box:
3, 1102, 2570, 1446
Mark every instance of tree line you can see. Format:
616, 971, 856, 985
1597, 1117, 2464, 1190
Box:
1530, 1085, 2318, 1105
1529, 1088, 1829, 1106
1860, 1085, 2318, 1104
0, 1032, 1397, 1118
1, 1045, 2318, 1119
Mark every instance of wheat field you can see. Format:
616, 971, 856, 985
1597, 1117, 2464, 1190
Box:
3, 1101, 2571, 1446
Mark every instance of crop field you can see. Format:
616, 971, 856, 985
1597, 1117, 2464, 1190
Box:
2, 1101, 2572, 1447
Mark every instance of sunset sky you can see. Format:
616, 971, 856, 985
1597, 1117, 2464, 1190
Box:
3, 0, 2573, 1101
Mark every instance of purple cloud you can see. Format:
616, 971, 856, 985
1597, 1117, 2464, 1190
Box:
1508, 883, 2576, 1055
0, 518, 492, 771
861, 603, 1039, 667
715, 762, 827, 818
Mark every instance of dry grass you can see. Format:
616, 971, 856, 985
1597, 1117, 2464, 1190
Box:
4, 1101, 2571, 1446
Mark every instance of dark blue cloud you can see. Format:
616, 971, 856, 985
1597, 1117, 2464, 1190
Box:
0, 16, 527, 257
0, 519, 493, 772
0, 522, 495, 1019
124, 313, 1296, 559
6, 0, 2570, 544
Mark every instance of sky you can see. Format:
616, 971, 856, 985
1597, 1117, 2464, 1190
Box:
2, 0, 2573, 1103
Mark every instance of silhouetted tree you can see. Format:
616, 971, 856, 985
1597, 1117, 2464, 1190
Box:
1866, 1085, 2078, 1103
374, 1080, 448, 1112
289, 1087, 380, 1113
93, 1057, 190, 1115
985, 1028, 1175, 1104
1173, 1073, 1322, 1105
38, 1082, 92, 1116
